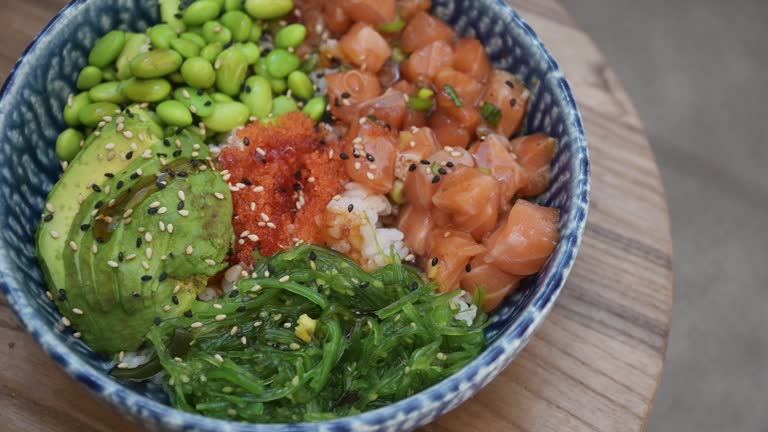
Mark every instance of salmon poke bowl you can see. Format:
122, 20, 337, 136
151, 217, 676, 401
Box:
0, 0, 589, 430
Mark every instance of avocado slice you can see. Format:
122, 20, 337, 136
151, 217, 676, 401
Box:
37, 107, 164, 297
55, 129, 233, 353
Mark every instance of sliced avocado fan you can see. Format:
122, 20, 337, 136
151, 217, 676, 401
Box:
39, 115, 234, 353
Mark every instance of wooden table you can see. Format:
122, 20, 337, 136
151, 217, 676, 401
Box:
0, 1, 674, 431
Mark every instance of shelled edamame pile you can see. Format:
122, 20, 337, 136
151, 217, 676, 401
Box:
56, 0, 325, 163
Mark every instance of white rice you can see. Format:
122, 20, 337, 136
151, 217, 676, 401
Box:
322, 183, 410, 271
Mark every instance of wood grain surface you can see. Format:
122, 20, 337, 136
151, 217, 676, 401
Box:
0, 1, 674, 431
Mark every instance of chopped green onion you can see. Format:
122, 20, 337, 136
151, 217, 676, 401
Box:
444, 85, 463, 107
481, 102, 502, 128
408, 95, 434, 112
417, 88, 435, 99
378, 16, 406, 33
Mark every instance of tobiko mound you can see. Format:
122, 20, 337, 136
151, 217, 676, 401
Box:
36, 0, 560, 423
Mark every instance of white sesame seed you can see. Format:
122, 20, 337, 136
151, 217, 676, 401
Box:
215, 314, 227, 321
251, 285, 262, 293
214, 353, 224, 363
46, 291, 53, 301
289, 343, 301, 351
142, 261, 150, 270
253, 186, 265, 193
329, 149, 335, 159
123, 208, 133, 218
116, 362, 130, 369
177, 191, 186, 201
354, 162, 361, 170
279, 275, 290, 283
240, 336, 247, 345
353, 137, 363, 145
186, 245, 194, 255
253, 321, 263, 327
191, 322, 203, 328
205, 259, 216, 266
46, 202, 55, 213
436, 352, 447, 360
69, 241, 78, 251
146, 248, 153, 259
163, 305, 172, 312
158, 207, 168, 215
159, 221, 165, 232
214, 192, 225, 200
247, 234, 259, 242
67, 94, 74, 106
150, 201, 161, 208
179, 210, 190, 217
229, 325, 238, 336
49, 230, 60, 239
125, 254, 136, 261
105, 142, 115, 151
106, 260, 120, 269
72, 308, 84, 315
73, 332, 82, 338
145, 232, 153, 242
260, 213, 270, 222
182, 89, 191, 99
123, 131, 133, 139
213, 303, 223, 309
136, 168, 143, 176
250, 202, 256, 211
167, 224, 174, 233
451, 151, 463, 157
119, 351, 126, 361
62, 317, 71, 327
366, 172, 375, 180
173, 285, 181, 294
266, 222, 276, 229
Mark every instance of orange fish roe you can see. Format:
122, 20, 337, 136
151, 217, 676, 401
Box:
219, 113, 349, 265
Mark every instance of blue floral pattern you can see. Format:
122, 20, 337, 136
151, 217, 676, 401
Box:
0, 0, 589, 430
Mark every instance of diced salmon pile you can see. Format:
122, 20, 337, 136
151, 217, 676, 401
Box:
224, 0, 562, 310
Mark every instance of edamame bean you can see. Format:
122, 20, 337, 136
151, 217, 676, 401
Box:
182, 1, 221, 26
210, 92, 234, 103
181, 57, 216, 89
116, 33, 151, 80
203, 102, 249, 132
56, 128, 84, 162
220, 11, 252, 42
147, 24, 178, 49
266, 49, 300, 79
215, 47, 249, 96
287, 70, 314, 100
275, 24, 307, 49
89, 81, 129, 104
77, 66, 103, 90
302, 97, 326, 122
244, 0, 293, 19
129, 49, 183, 78
170, 38, 201, 59
101, 66, 117, 81
254, 58, 270, 77
202, 21, 232, 45
224, 0, 243, 11
78, 102, 120, 127
156, 100, 193, 126
180, 32, 207, 48
88, 30, 126, 67
249, 23, 263, 42
237, 42, 261, 64
208, 0, 225, 9
271, 95, 298, 117
64, 92, 92, 127
200, 42, 224, 63
270, 78, 287, 94
240, 75, 272, 118
174, 87, 216, 117
160, 0, 186, 34
121, 78, 172, 102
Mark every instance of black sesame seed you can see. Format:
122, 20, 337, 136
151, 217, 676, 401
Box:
438, 167, 448, 175
177, 201, 185, 211
132, 291, 141, 298
294, 170, 302, 180
177, 171, 188, 178
80, 224, 91, 231
267, 264, 276, 274
105, 173, 114, 178
465, 263, 472, 272
366, 154, 375, 162
148, 207, 159, 215
184, 310, 193, 318
509, 98, 517, 107
163, 139, 172, 147
171, 295, 179, 305
173, 150, 182, 157
432, 175, 441, 183
237, 305, 247, 312
334, 97, 341, 107
340, 152, 350, 160
408, 163, 417, 172
446, 161, 455, 168
156, 152, 168, 158
242, 178, 252, 186
157, 181, 167, 189
130, 173, 140, 180
116, 180, 124, 190
204, 100, 213, 106
126, 151, 134, 160
58, 289, 67, 301
293, 183, 302, 192
229, 289, 240, 298
136, 238, 143, 248
309, 251, 317, 261
420, 160, 430, 165
118, 252, 125, 262
160, 273, 169, 282
411, 281, 419, 290
347, 204, 354, 212
353, 151, 360, 158
43, 214, 54, 222
153, 317, 162, 326
341, 92, 351, 99
431, 257, 439, 266
243, 137, 250, 146
359, 281, 370, 288
94, 200, 104, 209
174, 12, 182, 18
244, 85, 252, 93
176, 127, 184, 135
96, 237, 105, 244
505, 80, 515, 88
141, 275, 153, 282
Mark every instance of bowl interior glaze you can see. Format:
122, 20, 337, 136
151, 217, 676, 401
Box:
0, 0, 589, 431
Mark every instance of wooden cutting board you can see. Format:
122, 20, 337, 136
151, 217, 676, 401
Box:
0, 1, 674, 431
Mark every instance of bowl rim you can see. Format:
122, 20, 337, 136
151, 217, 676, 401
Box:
0, 0, 590, 430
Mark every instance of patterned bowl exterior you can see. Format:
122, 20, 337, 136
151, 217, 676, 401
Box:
0, 0, 590, 430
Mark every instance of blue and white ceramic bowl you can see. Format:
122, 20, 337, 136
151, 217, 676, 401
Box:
0, 0, 589, 430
